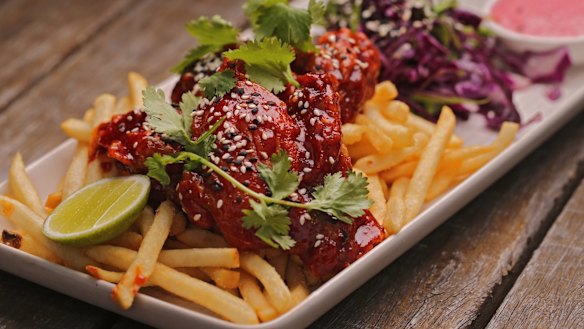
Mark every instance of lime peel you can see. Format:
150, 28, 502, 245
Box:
43, 175, 151, 246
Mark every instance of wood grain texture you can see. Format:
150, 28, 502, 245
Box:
0, 270, 116, 329
0, 0, 246, 182
0, 0, 134, 112
310, 112, 584, 329
486, 180, 584, 329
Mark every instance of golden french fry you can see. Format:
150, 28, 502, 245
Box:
114, 96, 132, 115
86, 266, 124, 283
368, 81, 398, 105
364, 107, 413, 147
109, 231, 143, 250
2, 230, 60, 263
404, 107, 456, 222
201, 267, 241, 289
384, 177, 410, 234
355, 115, 394, 154
458, 122, 519, 176
114, 201, 175, 309
381, 100, 409, 123
9, 153, 45, 217
240, 252, 292, 314
61, 118, 92, 143
134, 206, 154, 236
163, 239, 190, 249
158, 248, 239, 268
176, 227, 229, 248
175, 267, 212, 282
128, 72, 148, 109
425, 165, 460, 202
83, 108, 95, 124
239, 271, 278, 322
86, 246, 258, 324
84, 156, 118, 185
0, 196, 93, 270
365, 174, 386, 225
169, 211, 187, 237
347, 137, 378, 159
354, 132, 428, 174
92, 94, 115, 128
285, 260, 309, 307
62, 143, 88, 199
406, 113, 462, 148
341, 123, 367, 145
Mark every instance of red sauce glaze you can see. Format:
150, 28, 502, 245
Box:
293, 28, 381, 123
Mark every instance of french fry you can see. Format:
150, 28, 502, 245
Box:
341, 123, 366, 145
158, 248, 239, 268
114, 96, 132, 115
355, 115, 394, 154
114, 201, 175, 309
61, 118, 92, 143
201, 267, 241, 289
239, 272, 278, 322
83, 108, 95, 124
0, 196, 93, 270
84, 156, 118, 185
368, 81, 398, 105
109, 231, 143, 250
2, 230, 60, 262
406, 113, 463, 148
86, 246, 258, 324
134, 206, 154, 235
355, 132, 428, 174
380, 100, 409, 123
86, 265, 156, 287
175, 267, 212, 282
45, 191, 62, 210
404, 107, 455, 222
384, 177, 409, 234
62, 143, 88, 198
365, 174, 387, 225
128, 72, 148, 109
176, 227, 229, 248
240, 252, 292, 314
163, 239, 190, 249
457, 122, 519, 176
169, 211, 187, 237
425, 165, 460, 202
9, 153, 45, 217
347, 137, 377, 159
92, 94, 115, 128
285, 260, 309, 307
364, 107, 413, 147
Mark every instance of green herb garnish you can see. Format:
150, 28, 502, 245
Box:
198, 69, 237, 99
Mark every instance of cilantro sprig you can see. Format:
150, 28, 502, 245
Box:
198, 69, 237, 99
172, 15, 239, 73
224, 38, 298, 93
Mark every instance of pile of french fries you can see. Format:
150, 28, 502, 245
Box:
345, 81, 519, 234
0, 74, 517, 324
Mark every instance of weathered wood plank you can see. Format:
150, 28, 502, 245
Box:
486, 180, 584, 329
0, 0, 247, 182
310, 112, 584, 329
0, 270, 116, 329
0, 0, 134, 112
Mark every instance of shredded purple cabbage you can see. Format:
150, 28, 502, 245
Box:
325, 0, 572, 129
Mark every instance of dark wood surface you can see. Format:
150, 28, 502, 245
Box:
0, 1, 583, 328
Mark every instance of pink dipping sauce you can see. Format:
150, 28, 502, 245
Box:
491, 0, 584, 37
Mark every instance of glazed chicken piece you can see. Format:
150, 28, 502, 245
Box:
171, 51, 225, 104
293, 28, 381, 123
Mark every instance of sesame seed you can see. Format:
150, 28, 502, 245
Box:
298, 188, 307, 195
230, 166, 238, 172
228, 146, 236, 152
222, 153, 231, 160
310, 117, 317, 126
305, 151, 310, 158
245, 81, 253, 86
316, 234, 324, 240
329, 156, 335, 164
126, 115, 133, 121
193, 214, 202, 221
299, 215, 306, 226
304, 102, 309, 109
298, 101, 303, 108
303, 167, 312, 173
241, 166, 247, 173
241, 95, 250, 100
262, 132, 269, 140
261, 152, 269, 159
132, 141, 138, 149
313, 109, 321, 116
178, 193, 183, 201
300, 109, 308, 115
314, 240, 322, 248
217, 200, 223, 208
244, 161, 252, 167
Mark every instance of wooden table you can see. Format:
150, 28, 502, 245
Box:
1, 1, 583, 328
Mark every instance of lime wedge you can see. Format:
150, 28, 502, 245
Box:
43, 175, 151, 246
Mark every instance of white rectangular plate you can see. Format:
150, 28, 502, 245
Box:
1, 3, 584, 328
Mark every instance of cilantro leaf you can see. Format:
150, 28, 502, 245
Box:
198, 70, 237, 99
143, 86, 192, 145
255, 3, 312, 48
185, 15, 239, 47
242, 200, 295, 249
171, 45, 217, 74
257, 150, 299, 200
224, 38, 298, 93
145, 153, 181, 186
179, 91, 199, 133
308, 0, 326, 26
185, 117, 225, 158
309, 171, 372, 224
244, 0, 287, 28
